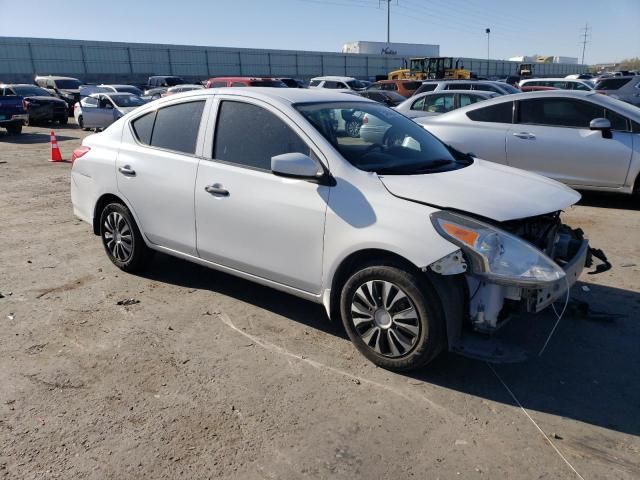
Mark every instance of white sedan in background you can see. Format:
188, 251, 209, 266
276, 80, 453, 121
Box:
416, 90, 640, 195
74, 92, 147, 130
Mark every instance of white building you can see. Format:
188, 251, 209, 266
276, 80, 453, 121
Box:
342, 41, 439, 57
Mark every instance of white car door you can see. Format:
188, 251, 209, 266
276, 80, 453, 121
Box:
506, 97, 633, 187
115, 99, 208, 255
425, 100, 514, 164
194, 96, 329, 294
80, 97, 101, 127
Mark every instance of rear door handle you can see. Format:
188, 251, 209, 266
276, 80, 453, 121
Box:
204, 183, 229, 197
118, 165, 136, 176
512, 132, 536, 140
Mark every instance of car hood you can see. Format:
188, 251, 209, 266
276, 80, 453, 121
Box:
378, 158, 581, 222
25, 96, 67, 103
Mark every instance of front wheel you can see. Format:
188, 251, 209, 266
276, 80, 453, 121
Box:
99, 203, 150, 272
340, 263, 446, 371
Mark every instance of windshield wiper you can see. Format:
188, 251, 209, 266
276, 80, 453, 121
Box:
375, 159, 454, 175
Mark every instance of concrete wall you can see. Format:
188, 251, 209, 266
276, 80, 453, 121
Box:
0, 37, 588, 84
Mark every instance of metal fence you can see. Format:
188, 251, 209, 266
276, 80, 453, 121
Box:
0, 37, 588, 84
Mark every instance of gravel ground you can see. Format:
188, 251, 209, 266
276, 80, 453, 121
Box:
1, 121, 639, 479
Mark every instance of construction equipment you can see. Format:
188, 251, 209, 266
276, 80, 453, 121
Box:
388, 57, 472, 81
518, 63, 534, 77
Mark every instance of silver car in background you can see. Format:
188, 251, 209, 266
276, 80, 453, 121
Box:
416, 90, 640, 195
594, 76, 640, 106
74, 92, 146, 130
394, 90, 498, 119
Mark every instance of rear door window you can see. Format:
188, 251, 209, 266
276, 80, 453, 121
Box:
309, 80, 321, 87
466, 101, 513, 123
147, 101, 205, 154
518, 98, 603, 128
213, 101, 310, 171
418, 83, 437, 93
424, 94, 455, 113
459, 94, 485, 107
209, 81, 227, 88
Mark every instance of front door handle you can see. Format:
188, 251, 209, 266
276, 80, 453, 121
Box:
512, 132, 536, 140
118, 165, 136, 176
204, 183, 229, 197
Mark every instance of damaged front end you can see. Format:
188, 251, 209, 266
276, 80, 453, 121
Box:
428, 210, 610, 362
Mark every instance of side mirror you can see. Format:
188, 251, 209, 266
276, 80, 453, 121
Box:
589, 118, 612, 138
271, 152, 324, 181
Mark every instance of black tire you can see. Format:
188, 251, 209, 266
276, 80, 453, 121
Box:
6, 124, 22, 135
99, 202, 150, 272
78, 115, 85, 130
58, 115, 68, 125
339, 261, 446, 372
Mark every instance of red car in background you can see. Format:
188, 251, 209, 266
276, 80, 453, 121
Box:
205, 77, 288, 88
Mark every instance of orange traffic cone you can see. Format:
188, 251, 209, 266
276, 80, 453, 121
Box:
50, 130, 63, 162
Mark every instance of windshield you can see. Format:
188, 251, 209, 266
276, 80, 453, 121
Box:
55, 79, 82, 89
13, 86, 51, 97
249, 80, 288, 87
295, 102, 467, 175
115, 86, 143, 95
500, 83, 521, 94
346, 80, 366, 90
110, 95, 146, 107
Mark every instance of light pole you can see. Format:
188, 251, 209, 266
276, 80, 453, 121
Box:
485, 28, 491, 60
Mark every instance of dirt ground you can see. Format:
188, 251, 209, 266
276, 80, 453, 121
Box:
1, 122, 639, 480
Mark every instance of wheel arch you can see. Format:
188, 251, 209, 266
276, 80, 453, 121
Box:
92, 193, 128, 235
327, 248, 422, 321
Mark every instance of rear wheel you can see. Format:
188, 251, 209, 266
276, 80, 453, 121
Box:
6, 124, 22, 135
77, 115, 85, 130
99, 203, 150, 272
340, 261, 446, 371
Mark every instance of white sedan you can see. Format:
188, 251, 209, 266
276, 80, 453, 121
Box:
394, 90, 499, 119
416, 90, 640, 195
70, 88, 604, 371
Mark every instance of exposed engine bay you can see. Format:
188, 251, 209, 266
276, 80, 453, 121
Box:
429, 210, 610, 335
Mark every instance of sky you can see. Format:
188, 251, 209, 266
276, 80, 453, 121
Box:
0, 0, 638, 64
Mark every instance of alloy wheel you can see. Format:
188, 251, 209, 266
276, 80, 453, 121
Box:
103, 211, 133, 262
350, 280, 420, 358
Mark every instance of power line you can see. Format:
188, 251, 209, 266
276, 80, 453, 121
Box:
580, 23, 591, 65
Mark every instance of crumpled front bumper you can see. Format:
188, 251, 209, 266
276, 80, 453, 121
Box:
532, 239, 589, 312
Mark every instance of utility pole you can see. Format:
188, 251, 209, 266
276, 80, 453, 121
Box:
485, 28, 491, 60
380, 0, 393, 43
580, 23, 591, 65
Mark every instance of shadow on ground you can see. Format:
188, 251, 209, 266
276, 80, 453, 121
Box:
0, 131, 79, 144
140, 253, 640, 438
577, 190, 640, 211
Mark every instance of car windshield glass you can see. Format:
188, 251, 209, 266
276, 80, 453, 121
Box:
55, 79, 82, 89
250, 80, 288, 87
500, 84, 520, 93
346, 80, 366, 90
295, 102, 467, 175
13, 86, 51, 97
116, 86, 143, 95
110, 95, 146, 107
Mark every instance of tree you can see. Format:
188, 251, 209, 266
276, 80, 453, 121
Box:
617, 57, 640, 71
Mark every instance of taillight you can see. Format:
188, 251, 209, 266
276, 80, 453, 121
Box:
71, 146, 90, 163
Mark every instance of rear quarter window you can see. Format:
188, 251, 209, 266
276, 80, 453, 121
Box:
466, 102, 513, 123
595, 78, 633, 90
132, 111, 156, 145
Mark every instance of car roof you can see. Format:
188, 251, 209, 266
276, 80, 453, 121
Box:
35, 75, 79, 81
207, 77, 280, 81
311, 76, 357, 82
88, 92, 135, 98
1, 83, 46, 88
520, 77, 587, 82
99, 84, 140, 89
134, 87, 373, 112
